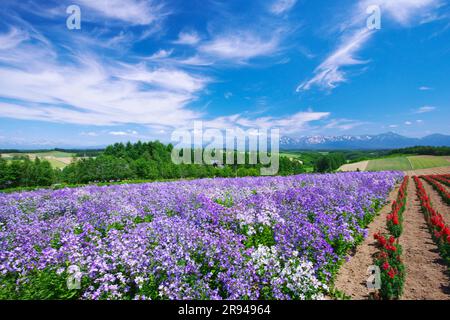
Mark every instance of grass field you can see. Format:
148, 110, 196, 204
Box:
1, 151, 76, 169
408, 155, 450, 169
362, 155, 450, 171
366, 157, 413, 171
33, 151, 75, 158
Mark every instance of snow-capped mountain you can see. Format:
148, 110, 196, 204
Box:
280, 132, 450, 150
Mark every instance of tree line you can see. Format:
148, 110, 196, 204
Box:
0, 141, 306, 190
0, 157, 57, 189
313, 153, 346, 173
388, 146, 450, 156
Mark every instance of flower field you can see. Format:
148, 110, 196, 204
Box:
414, 176, 450, 265
420, 175, 450, 205
0, 172, 403, 300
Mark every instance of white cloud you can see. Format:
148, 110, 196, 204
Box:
405, 121, 412, 125
115, 63, 209, 93
199, 32, 281, 62
389, 124, 399, 128
109, 130, 138, 136
419, 86, 433, 90
76, 0, 166, 25
270, 0, 298, 15
0, 27, 29, 50
324, 119, 366, 130
81, 131, 99, 137
148, 49, 173, 60
416, 119, 424, 123
415, 105, 436, 113
297, 29, 372, 91
0, 28, 208, 127
224, 92, 233, 99
202, 111, 331, 135
356, 0, 440, 25
173, 31, 201, 45
298, 0, 441, 92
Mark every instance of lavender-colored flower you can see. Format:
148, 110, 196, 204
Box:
0, 171, 403, 300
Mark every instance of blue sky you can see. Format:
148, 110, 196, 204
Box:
0, 0, 449, 148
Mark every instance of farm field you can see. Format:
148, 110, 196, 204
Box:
366, 157, 413, 171
0, 172, 402, 300
335, 167, 450, 300
342, 155, 450, 172
0, 151, 76, 169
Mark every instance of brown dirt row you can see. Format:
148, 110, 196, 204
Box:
333, 187, 398, 299
399, 179, 449, 299
404, 166, 450, 176
421, 179, 450, 225
334, 171, 450, 300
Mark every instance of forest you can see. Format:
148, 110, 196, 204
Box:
0, 141, 305, 190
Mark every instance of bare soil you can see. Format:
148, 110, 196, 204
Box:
404, 166, 450, 176
399, 180, 450, 299
421, 179, 450, 225
339, 161, 369, 172
333, 187, 398, 299
334, 169, 450, 300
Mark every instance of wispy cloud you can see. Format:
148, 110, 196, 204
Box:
270, 0, 298, 15
0, 27, 29, 50
173, 31, 201, 45
419, 86, 433, 90
298, 0, 441, 92
356, 0, 441, 26
76, 0, 168, 25
324, 118, 366, 131
199, 31, 281, 62
414, 105, 436, 113
297, 29, 372, 91
109, 130, 138, 136
0, 26, 208, 127
203, 111, 331, 135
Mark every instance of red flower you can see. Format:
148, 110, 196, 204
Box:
389, 236, 395, 244
388, 268, 396, 279
382, 262, 390, 270
393, 216, 399, 225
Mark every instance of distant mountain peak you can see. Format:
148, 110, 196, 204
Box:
280, 132, 450, 150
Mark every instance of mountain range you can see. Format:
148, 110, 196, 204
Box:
1, 132, 449, 151
280, 132, 450, 150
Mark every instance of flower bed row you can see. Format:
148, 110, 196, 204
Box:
373, 176, 409, 300
420, 175, 450, 205
413, 176, 450, 266
429, 174, 450, 188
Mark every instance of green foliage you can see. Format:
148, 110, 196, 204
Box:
375, 243, 405, 300
243, 224, 276, 248
389, 146, 450, 156
214, 195, 234, 208
0, 156, 57, 189
0, 268, 87, 300
2, 141, 306, 191
314, 153, 346, 173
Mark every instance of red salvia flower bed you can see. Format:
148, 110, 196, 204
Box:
413, 176, 450, 266
373, 176, 408, 300
420, 175, 450, 205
